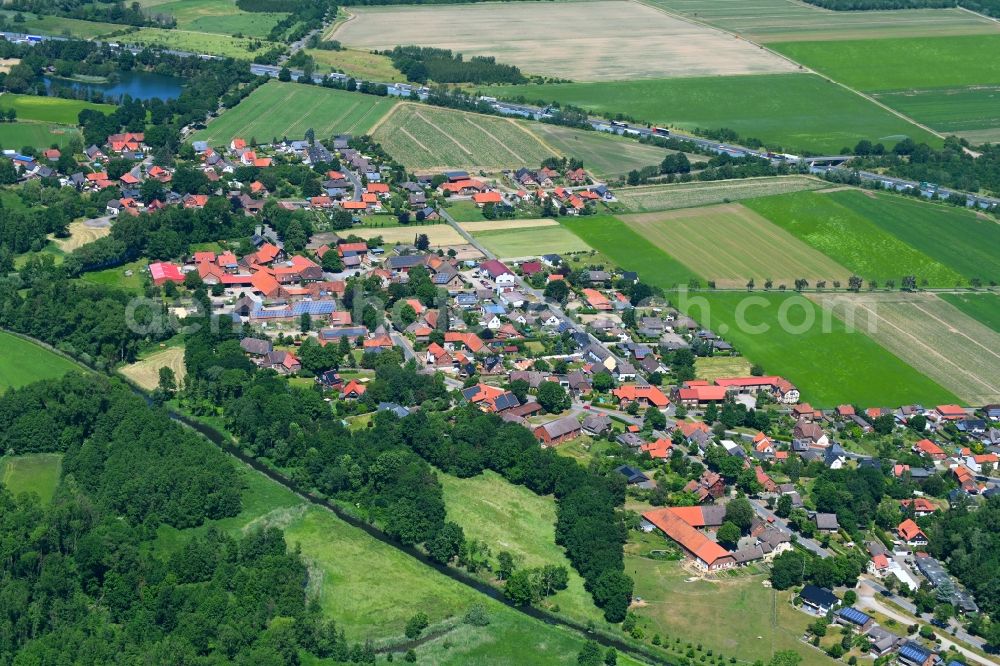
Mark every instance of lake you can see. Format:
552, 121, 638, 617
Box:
44, 71, 185, 102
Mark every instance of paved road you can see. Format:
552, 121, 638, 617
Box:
747, 498, 831, 559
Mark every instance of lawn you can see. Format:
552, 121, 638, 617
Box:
0, 93, 115, 124
744, 191, 966, 287
439, 470, 602, 624
938, 292, 1000, 332
627, 552, 827, 666
620, 203, 852, 288
694, 356, 752, 382
473, 225, 592, 259
306, 48, 406, 83
125, 28, 281, 60
192, 81, 395, 147
615, 176, 829, 213
136, 0, 285, 37
373, 103, 553, 171
524, 123, 685, 179
821, 190, 1000, 285
0, 331, 82, 393
334, 0, 795, 82
645, 0, 1000, 42
496, 74, 940, 154
771, 35, 1000, 92
809, 292, 1000, 405
1, 454, 63, 505
874, 86, 1000, 140
446, 200, 487, 222
79, 259, 147, 293
0, 122, 80, 151
683, 291, 960, 408
1, 12, 123, 39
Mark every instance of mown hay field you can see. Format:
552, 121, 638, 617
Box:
614, 176, 829, 213
306, 47, 406, 83
810, 292, 1000, 405
744, 191, 966, 287
460, 218, 557, 233
372, 103, 553, 171
119, 346, 187, 392
472, 225, 592, 259
333, 0, 797, 81
50, 219, 111, 253
0, 123, 79, 151
0, 93, 115, 124
645, 0, 999, 42
192, 81, 396, 147
621, 203, 851, 288
352, 223, 465, 247
497, 74, 940, 154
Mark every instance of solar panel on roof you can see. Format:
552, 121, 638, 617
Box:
899, 642, 930, 662
838, 607, 871, 625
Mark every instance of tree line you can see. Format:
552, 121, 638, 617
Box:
386, 46, 526, 85
801, 0, 1000, 18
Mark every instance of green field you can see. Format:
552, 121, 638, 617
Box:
873, 86, 1000, 140
136, 0, 285, 37
615, 176, 829, 213
125, 28, 281, 59
0, 12, 123, 39
0, 93, 115, 125
497, 74, 940, 154
645, 0, 1000, 42
473, 225, 593, 259
744, 191, 967, 287
560, 216, 958, 406
1, 454, 63, 505
373, 103, 553, 171
192, 81, 396, 147
561, 215, 696, 289
440, 471, 602, 624
772, 35, 1000, 92
79, 259, 147, 293
820, 190, 1000, 285
306, 47, 406, 83
0, 331, 82, 393
525, 123, 680, 178
938, 292, 1000, 333
0, 122, 80, 151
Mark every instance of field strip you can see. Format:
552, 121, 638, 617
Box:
281, 94, 327, 138
909, 303, 1000, 361
465, 117, 525, 162
415, 109, 472, 156
515, 120, 561, 156
398, 126, 432, 154
460, 218, 558, 233
368, 100, 399, 134
328, 99, 362, 133
346, 100, 382, 133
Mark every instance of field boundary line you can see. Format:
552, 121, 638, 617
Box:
280, 93, 328, 138
515, 120, 561, 158
347, 99, 385, 134
465, 116, 525, 162
368, 101, 400, 134
909, 302, 1000, 361
414, 109, 473, 156
398, 126, 432, 154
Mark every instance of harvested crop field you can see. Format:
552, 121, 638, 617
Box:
473, 225, 592, 259
352, 224, 465, 247
119, 346, 186, 392
621, 203, 851, 288
615, 176, 829, 212
460, 218, 558, 233
333, 0, 798, 81
373, 103, 553, 171
810, 292, 1000, 405
192, 81, 395, 147
646, 0, 999, 43
50, 219, 110, 253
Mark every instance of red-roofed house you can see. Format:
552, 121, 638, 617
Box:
612, 384, 669, 408
934, 404, 966, 421
445, 331, 485, 354
641, 438, 672, 459
913, 438, 946, 460
676, 382, 728, 407
582, 288, 611, 311
868, 553, 891, 577
341, 380, 366, 399
255, 243, 281, 264
896, 519, 927, 546
642, 507, 735, 571
900, 498, 936, 517
250, 271, 281, 298
472, 191, 502, 206
149, 262, 184, 286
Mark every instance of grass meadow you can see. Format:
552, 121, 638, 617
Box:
439, 471, 602, 624
694, 356, 752, 382
0, 331, 82, 393
306, 48, 406, 83
0, 123, 79, 151
472, 225, 592, 259
644, 0, 1000, 42
874, 87, 1000, 140
744, 191, 966, 287
79, 259, 147, 293
192, 82, 396, 147
772, 35, 1000, 92
496, 74, 940, 154
938, 292, 1000, 332
1, 12, 123, 39
620, 203, 851, 288
126, 28, 280, 59
135, 0, 285, 37
1, 454, 63, 505
525, 123, 680, 178
614, 176, 829, 213
0, 94, 115, 124
373, 104, 552, 171
824, 191, 1000, 285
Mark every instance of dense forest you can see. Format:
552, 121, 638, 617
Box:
386, 46, 526, 85
0, 375, 364, 663
4, 0, 173, 27
801, 0, 1000, 16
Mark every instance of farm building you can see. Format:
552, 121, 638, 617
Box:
641, 506, 735, 571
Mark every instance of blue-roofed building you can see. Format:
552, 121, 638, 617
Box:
898, 640, 933, 666
836, 607, 873, 632
250, 300, 337, 321
799, 585, 838, 614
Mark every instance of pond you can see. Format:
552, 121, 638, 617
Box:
43, 71, 185, 102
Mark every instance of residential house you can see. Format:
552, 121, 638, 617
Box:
799, 585, 839, 614
534, 416, 582, 445
896, 519, 928, 547
642, 507, 735, 571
